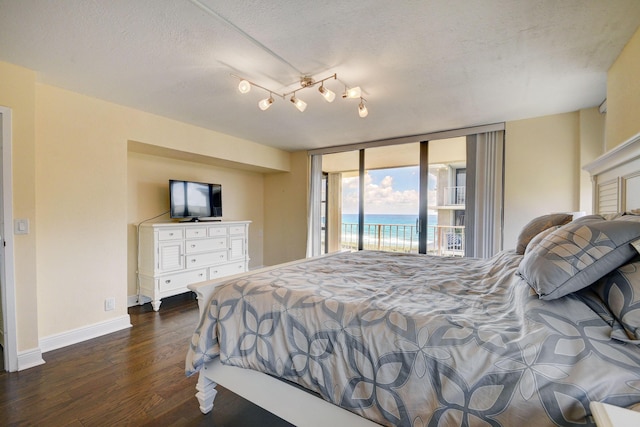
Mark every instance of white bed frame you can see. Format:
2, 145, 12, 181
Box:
188, 133, 640, 426
584, 131, 640, 214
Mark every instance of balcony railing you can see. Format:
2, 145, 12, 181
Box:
339, 223, 465, 256
444, 186, 466, 206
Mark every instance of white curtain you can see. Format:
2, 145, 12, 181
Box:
467, 130, 505, 258
306, 154, 323, 258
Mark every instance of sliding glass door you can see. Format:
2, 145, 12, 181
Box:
314, 127, 503, 257
322, 142, 429, 254
363, 144, 421, 252
321, 150, 360, 253
425, 138, 467, 256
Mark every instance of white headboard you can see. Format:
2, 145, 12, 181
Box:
584, 132, 640, 214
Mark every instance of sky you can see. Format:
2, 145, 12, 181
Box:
341, 166, 437, 215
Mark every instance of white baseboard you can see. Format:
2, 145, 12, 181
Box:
128, 294, 151, 307
17, 347, 45, 371
39, 315, 132, 353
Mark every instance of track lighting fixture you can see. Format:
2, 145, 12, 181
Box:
192, 1, 368, 118
232, 73, 368, 117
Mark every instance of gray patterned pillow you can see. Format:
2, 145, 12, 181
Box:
515, 213, 573, 255
523, 225, 560, 255
517, 215, 640, 300
613, 212, 640, 223
592, 259, 640, 341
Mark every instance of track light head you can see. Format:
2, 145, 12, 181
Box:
358, 99, 368, 118
258, 96, 274, 111
318, 85, 336, 103
238, 79, 251, 94
343, 86, 362, 99
290, 96, 307, 112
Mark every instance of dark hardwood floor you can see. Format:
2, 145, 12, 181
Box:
0, 293, 295, 426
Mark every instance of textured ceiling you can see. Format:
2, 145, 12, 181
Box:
1, 0, 639, 151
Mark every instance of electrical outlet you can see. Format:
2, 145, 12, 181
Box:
104, 297, 115, 311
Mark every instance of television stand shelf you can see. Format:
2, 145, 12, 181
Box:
137, 220, 250, 311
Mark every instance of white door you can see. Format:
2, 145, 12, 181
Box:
0, 107, 18, 371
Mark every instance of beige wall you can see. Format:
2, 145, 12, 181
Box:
35, 83, 130, 338
503, 112, 581, 250
127, 152, 265, 297
263, 151, 309, 265
0, 61, 40, 352
606, 26, 640, 150
579, 107, 606, 213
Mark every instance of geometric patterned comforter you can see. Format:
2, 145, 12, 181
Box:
185, 250, 640, 426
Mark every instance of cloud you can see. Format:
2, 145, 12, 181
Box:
342, 173, 420, 214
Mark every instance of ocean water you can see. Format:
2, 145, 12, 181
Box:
340, 213, 438, 249
341, 213, 431, 226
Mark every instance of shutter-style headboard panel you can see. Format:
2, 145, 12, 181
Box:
584, 132, 640, 214
626, 172, 640, 210
596, 178, 619, 214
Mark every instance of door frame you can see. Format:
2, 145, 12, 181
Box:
0, 106, 18, 372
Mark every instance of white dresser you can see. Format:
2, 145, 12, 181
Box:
138, 220, 250, 311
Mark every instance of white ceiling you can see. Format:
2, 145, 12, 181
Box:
1, 0, 639, 152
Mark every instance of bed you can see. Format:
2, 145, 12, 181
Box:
186, 133, 640, 427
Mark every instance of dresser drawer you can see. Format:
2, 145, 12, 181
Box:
186, 251, 228, 268
229, 225, 246, 235
185, 227, 207, 239
209, 261, 246, 279
158, 228, 184, 241
185, 237, 227, 253
208, 226, 228, 237
158, 269, 207, 293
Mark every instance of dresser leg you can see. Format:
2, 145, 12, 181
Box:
151, 299, 161, 311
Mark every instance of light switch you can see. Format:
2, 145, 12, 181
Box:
14, 219, 29, 235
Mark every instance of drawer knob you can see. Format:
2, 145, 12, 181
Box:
213, 270, 218, 274
165, 280, 171, 284
169, 233, 173, 236
191, 259, 196, 263
191, 244, 196, 248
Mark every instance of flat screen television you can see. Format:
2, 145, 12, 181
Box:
169, 179, 222, 221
